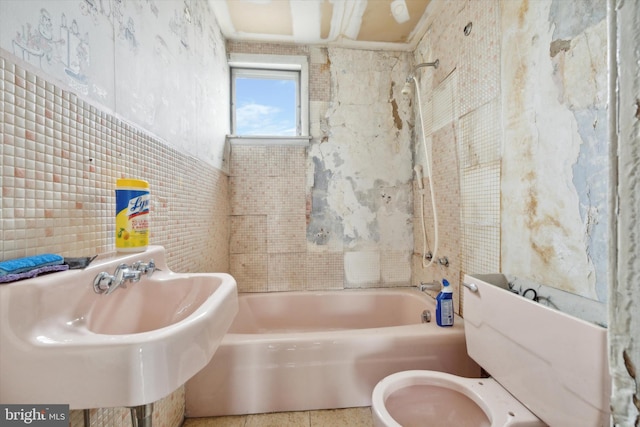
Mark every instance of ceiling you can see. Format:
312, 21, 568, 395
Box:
208, 0, 438, 50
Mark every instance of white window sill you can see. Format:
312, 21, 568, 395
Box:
227, 135, 311, 146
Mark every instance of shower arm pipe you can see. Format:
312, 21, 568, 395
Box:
413, 59, 439, 73
412, 74, 439, 269
405, 60, 439, 84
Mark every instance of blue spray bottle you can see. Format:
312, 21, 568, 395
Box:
435, 279, 454, 327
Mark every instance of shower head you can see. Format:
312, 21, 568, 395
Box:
401, 79, 413, 95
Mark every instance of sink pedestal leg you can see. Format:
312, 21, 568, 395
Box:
130, 403, 154, 427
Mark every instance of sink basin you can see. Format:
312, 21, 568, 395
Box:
0, 246, 238, 409
87, 275, 225, 335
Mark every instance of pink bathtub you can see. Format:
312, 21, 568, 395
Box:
184, 288, 481, 417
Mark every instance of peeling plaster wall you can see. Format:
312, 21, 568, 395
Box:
228, 43, 415, 290
410, 0, 609, 322
501, 0, 609, 313
309, 48, 414, 287
0, 0, 230, 170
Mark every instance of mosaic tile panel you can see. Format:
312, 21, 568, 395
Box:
229, 143, 310, 292
431, 71, 458, 133
229, 176, 269, 216
380, 250, 412, 285
459, 99, 501, 167
429, 0, 465, 86
230, 253, 268, 292
305, 252, 344, 290
458, 0, 501, 117
267, 214, 307, 253
458, 89, 501, 281
268, 252, 307, 291
266, 146, 307, 177
229, 145, 270, 177
230, 215, 267, 254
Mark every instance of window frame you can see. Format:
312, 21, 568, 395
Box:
228, 54, 310, 145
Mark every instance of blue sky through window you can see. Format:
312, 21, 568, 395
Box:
235, 77, 296, 136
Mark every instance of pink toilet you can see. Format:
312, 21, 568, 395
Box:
372, 274, 610, 427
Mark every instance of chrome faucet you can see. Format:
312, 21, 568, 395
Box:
93, 259, 155, 295
132, 260, 156, 277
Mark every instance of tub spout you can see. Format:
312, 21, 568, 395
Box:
419, 281, 441, 292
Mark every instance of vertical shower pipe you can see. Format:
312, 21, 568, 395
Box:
404, 60, 440, 268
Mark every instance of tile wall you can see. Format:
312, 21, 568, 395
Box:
0, 50, 230, 427
227, 42, 349, 292
411, 0, 502, 314
228, 144, 346, 293
0, 52, 230, 272
228, 144, 345, 292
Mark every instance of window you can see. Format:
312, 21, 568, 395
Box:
229, 54, 309, 144
232, 68, 298, 136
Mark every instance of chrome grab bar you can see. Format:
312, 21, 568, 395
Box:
463, 282, 478, 293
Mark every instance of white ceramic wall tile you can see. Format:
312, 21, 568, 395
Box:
344, 251, 381, 286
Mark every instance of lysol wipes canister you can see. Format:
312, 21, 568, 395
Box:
115, 178, 150, 252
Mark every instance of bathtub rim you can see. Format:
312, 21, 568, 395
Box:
223, 286, 465, 341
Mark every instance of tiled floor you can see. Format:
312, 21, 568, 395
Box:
181, 407, 374, 427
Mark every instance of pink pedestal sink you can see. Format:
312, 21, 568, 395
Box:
0, 246, 238, 409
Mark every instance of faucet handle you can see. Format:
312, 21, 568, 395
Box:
93, 272, 114, 293
133, 259, 156, 277
145, 259, 156, 277
438, 256, 449, 267
93, 268, 130, 295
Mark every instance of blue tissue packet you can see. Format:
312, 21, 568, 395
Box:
0, 254, 64, 276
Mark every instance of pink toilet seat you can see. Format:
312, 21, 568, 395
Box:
371, 370, 546, 427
